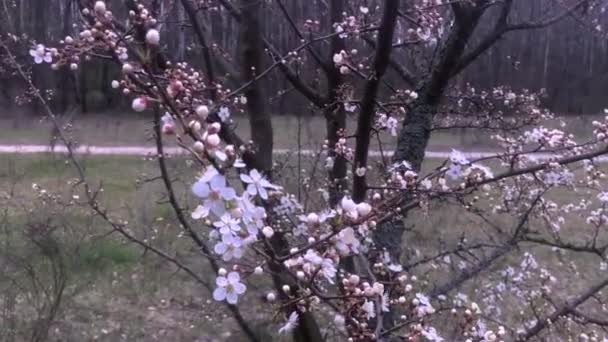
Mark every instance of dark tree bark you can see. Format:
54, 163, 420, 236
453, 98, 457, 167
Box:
239, 0, 273, 173
377, 3, 486, 265
59, 0, 74, 112
239, 1, 322, 341
352, 0, 400, 203
325, 0, 348, 207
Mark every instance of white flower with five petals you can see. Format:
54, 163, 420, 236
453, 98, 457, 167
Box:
30, 44, 52, 64
219, 106, 231, 122
192, 169, 236, 215
213, 272, 246, 304
214, 213, 242, 235
214, 234, 244, 261
240, 169, 278, 200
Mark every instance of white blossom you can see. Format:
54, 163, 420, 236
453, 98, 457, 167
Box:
240, 169, 278, 200
191, 205, 209, 220
344, 102, 357, 112
279, 311, 299, 334
334, 314, 346, 331
362, 300, 375, 320
30, 45, 52, 64
421, 327, 443, 341
450, 149, 470, 165
335, 227, 360, 255
192, 169, 236, 216
386, 117, 399, 136
214, 234, 244, 261
219, 106, 231, 122
213, 272, 246, 304
213, 213, 242, 235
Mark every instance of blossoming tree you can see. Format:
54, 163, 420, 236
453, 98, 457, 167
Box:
6, 0, 608, 340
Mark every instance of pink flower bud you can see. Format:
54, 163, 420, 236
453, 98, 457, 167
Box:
195, 105, 209, 120
131, 97, 147, 112
193, 141, 205, 153
122, 63, 133, 74
208, 122, 221, 134
189, 120, 201, 132
205, 134, 220, 147
94, 1, 106, 14
262, 226, 274, 238
145, 29, 160, 45
356, 202, 372, 217
161, 123, 175, 135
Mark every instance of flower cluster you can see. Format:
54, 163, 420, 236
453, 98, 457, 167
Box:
31, 1, 608, 340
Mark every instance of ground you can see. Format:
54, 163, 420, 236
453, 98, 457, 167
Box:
0, 114, 605, 341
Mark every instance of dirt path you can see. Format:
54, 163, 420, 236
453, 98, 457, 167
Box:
0, 144, 585, 161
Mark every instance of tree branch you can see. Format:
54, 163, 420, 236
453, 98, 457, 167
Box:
352, 0, 400, 203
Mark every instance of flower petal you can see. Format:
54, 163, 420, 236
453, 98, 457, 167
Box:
222, 251, 233, 261
234, 282, 246, 294
210, 200, 226, 216
250, 169, 261, 181
213, 287, 226, 301
191, 205, 209, 220
259, 179, 274, 188
221, 187, 236, 200
214, 242, 227, 255
240, 173, 253, 184
216, 276, 228, 287
258, 186, 268, 200
226, 292, 238, 304
215, 150, 227, 161
192, 181, 210, 198
210, 175, 226, 190
227, 272, 240, 283
233, 248, 244, 259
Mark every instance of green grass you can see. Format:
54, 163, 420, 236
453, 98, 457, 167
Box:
0, 153, 233, 341
78, 239, 138, 270
0, 113, 599, 152
0, 146, 606, 340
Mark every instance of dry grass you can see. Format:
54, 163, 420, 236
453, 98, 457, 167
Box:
0, 114, 495, 150
0, 154, 277, 341
0, 153, 604, 339
0, 113, 599, 152
0, 113, 606, 340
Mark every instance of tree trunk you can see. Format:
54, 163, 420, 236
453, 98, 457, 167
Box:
239, 0, 273, 173
239, 1, 321, 341
380, 2, 485, 266
325, 0, 347, 207
352, 0, 399, 203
